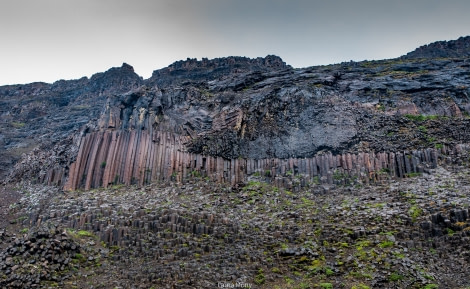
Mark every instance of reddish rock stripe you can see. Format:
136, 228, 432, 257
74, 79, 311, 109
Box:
62, 130, 468, 191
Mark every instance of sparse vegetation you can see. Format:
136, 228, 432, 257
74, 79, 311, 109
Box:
408, 205, 423, 222
389, 272, 404, 282
317, 282, 333, 289
190, 170, 201, 178
77, 230, 95, 238
422, 284, 438, 289
11, 121, 26, 128
405, 172, 422, 178
254, 269, 266, 285
378, 240, 394, 248
404, 114, 439, 122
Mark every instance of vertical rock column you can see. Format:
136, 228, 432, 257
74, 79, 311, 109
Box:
64, 130, 467, 191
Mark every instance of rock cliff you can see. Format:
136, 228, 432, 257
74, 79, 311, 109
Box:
4, 43, 470, 190
0, 63, 143, 181
2, 36, 470, 289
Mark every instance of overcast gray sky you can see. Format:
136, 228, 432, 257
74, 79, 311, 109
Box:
1, 0, 469, 85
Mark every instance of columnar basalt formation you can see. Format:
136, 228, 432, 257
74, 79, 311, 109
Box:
13, 166, 470, 289
3, 38, 470, 191
4, 37, 470, 289
63, 129, 470, 191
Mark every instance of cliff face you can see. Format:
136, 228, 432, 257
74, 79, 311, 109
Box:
4, 37, 470, 289
0, 64, 143, 182
3, 38, 470, 190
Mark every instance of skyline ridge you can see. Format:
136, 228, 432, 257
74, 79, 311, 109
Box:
2, 35, 470, 87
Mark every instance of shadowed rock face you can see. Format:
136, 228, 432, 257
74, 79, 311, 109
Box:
2, 37, 470, 189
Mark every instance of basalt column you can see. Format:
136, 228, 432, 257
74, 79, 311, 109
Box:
63, 130, 470, 191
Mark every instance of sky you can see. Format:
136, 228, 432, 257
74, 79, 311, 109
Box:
1, 0, 470, 85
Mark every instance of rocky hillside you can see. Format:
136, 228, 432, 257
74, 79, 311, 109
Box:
3, 163, 470, 288
1, 36, 470, 288
4, 50, 470, 190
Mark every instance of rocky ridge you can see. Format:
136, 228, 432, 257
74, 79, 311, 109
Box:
5, 53, 470, 189
404, 36, 470, 59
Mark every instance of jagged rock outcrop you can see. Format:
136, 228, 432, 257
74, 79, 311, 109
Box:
404, 35, 470, 59
0, 63, 143, 181
2, 38, 470, 191
148, 55, 289, 86
65, 53, 470, 190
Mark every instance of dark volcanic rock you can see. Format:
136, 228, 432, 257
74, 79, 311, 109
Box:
0, 63, 143, 181
0, 224, 82, 289
2, 37, 470, 191
148, 55, 290, 86
11, 164, 470, 289
3, 36, 470, 288
404, 35, 470, 59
